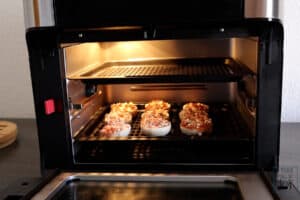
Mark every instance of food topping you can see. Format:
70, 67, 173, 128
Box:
179, 109, 208, 120
141, 109, 169, 120
100, 123, 130, 137
141, 100, 171, 129
180, 116, 212, 133
141, 116, 170, 129
145, 100, 171, 111
111, 102, 138, 116
104, 111, 132, 124
180, 102, 212, 135
99, 102, 137, 137
182, 102, 209, 113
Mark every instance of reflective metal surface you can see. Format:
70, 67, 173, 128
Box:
245, 0, 280, 20
231, 38, 258, 73
105, 83, 237, 103
64, 43, 104, 77
23, 0, 55, 29
31, 172, 274, 200
66, 80, 105, 137
23, 0, 281, 29
64, 39, 231, 78
64, 38, 258, 79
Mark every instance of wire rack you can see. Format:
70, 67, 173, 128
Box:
76, 103, 252, 142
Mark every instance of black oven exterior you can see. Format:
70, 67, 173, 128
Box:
8, 0, 298, 199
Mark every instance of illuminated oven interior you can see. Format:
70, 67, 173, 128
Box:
62, 37, 258, 165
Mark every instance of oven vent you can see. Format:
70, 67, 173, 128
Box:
69, 58, 250, 83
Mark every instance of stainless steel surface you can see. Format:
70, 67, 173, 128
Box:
99, 39, 231, 62
105, 83, 237, 103
67, 81, 239, 138
22, 0, 281, 29
64, 38, 258, 79
236, 93, 256, 136
66, 80, 105, 137
64, 39, 231, 78
64, 43, 104, 77
31, 172, 274, 200
231, 38, 258, 74
63, 37, 258, 141
23, 0, 55, 29
242, 75, 257, 98
245, 0, 280, 20
69, 100, 103, 137
67, 80, 105, 107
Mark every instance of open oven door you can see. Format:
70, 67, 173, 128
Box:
1, 171, 299, 200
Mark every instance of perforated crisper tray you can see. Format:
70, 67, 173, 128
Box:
70, 58, 250, 83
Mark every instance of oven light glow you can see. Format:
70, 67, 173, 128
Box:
115, 173, 126, 176
126, 58, 149, 61
105, 41, 156, 62
116, 42, 141, 51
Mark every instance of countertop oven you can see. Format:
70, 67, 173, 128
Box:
6, 0, 298, 199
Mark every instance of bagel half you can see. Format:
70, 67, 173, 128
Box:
141, 123, 171, 137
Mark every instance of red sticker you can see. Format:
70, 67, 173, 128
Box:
44, 99, 55, 115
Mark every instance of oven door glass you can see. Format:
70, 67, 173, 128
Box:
32, 172, 276, 200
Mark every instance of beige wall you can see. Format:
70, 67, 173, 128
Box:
0, 1, 35, 118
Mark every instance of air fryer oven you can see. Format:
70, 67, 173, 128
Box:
9, 0, 298, 199
27, 21, 282, 172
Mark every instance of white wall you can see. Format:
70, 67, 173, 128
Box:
0, 1, 299, 121
281, 0, 300, 122
0, 1, 35, 118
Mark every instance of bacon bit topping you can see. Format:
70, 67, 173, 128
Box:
179, 110, 208, 120
104, 111, 132, 124
141, 109, 169, 120
180, 117, 212, 133
180, 102, 212, 134
100, 123, 130, 137
141, 100, 171, 129
182, 102, 209, 113
141, 117, 170, 129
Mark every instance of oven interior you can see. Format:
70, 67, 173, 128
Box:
63, 37, 258, 166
